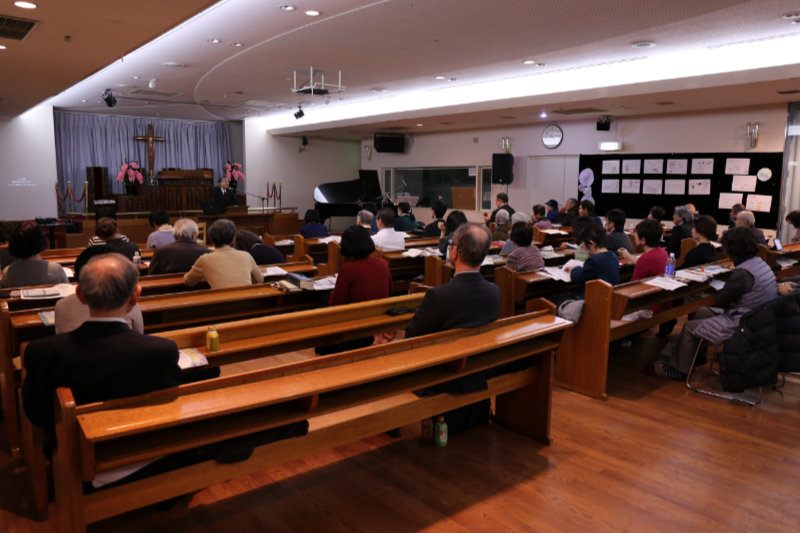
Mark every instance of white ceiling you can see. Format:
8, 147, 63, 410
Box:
24, 0, 800, 132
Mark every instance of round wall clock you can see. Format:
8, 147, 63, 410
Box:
757, 167, 772, 182
542, 124, 563, 149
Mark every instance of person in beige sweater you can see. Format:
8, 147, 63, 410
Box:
184, 219, 264, 289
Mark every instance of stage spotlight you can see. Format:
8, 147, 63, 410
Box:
294, 107, 304, 119
102, 89, 117, 107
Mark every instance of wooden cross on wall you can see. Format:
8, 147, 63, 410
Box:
134, 124, 165, 181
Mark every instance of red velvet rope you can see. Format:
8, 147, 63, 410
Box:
55, 188, 69, 202
272, 183, 281, 201
70, 187, 86, 203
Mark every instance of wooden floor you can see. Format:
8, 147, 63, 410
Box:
2, 320, 800, 532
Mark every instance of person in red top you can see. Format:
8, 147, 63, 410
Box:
319, 225, 393, 355
619, 219, 670, 313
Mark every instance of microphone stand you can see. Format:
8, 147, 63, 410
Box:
246, 191, 269, 212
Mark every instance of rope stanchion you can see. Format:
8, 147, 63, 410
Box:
70, 187, 86, 203
55, 184, 68, 202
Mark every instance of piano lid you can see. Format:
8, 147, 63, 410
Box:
313, 170, 382, 204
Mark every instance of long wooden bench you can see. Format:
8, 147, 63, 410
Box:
766, 241, 800, 279
49, 309, 571, 532
533, 226, 573, 247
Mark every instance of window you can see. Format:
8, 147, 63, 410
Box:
382, 168, 393, 200
480, 167, 493, 210
394, 167, 478, 209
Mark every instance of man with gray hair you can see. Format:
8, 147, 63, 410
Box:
356, 210, 375, 235
147, 218, 211, 275
735, 210, 767, 246
667, 205, 695, 259
185, 219, 264, 289
492, 209, 512, 240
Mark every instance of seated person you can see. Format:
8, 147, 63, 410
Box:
148, 219, 211, 275
438, 210, 469, 256
559, 214, 595, 256
424, 199, 448, 237
88, 207, 129, 247
506, 222, 544, 272
605, 208, 633, 255
578, 199, 602, 227
1, 222, 68, 288
145, 210, 175, 249
648, 227, 778, 380
394, 201, 418, 232
319, 225, 393, 355
407, 224, 500, 338
233, 229, 284, 265
356, 209, 376, 235
558, 198, 580, 227
491, 209, 513, 240
686, 203, 701, 220
210, 175, 240, 212
681, 216, 719, 269
666, 205, 694, 258
729, 203, 745, 230
531, 204, 552, 229
55, 246, 143, 334
786, 210, 800, 243
621, 219, 671, 313
185, 219, 264, 289
372, 208, 406, 252
648, 205, 666, 223
0, 221, 18, 270
564, 225, 620, 298
95, 218, 141, 261
500, 213, 528, 254
545, 200, 559, 224
483, 192, 515, 226
299, 209, 328, 239
734, 210, 766, 246
365, 202, 380, 234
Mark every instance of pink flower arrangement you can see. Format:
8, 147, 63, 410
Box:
117, 160, 144, 184
223, 162, 245, 181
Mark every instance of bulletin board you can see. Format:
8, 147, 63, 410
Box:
578, 152, 784, 229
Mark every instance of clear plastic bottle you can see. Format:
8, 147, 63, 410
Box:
665, 253, 676, 278
133, 251, 141, 267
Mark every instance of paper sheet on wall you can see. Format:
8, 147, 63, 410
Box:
725, 158, 750, 175
643, 159, 663, 174
602, 180, 620, 193
688, 179, 711, 195
664, 180, 685, 195
621, 179, 641, 194
746, 194, 772, 213
718, 192, 744, 209
666, 159, 688, 175
731, 175, 757, 192
691, 159, 714, 174
622, 160, 641, 174
642, 180, 663, 195
602, 160, 620, 174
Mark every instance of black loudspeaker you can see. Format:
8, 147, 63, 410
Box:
492, 153, 514, 184
597, 119, 612, 131
374, 133, 406, 153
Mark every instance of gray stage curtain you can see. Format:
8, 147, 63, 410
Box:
54, 112, 233, 213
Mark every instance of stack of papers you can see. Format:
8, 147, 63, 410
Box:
263, 266, 288, 276
402, 248, 423, 258
541, 229, 569, 235
275, 239, 294, 246
540, 267, 573, 282
541, 252, 562, 259
178, 347, 209, 369
38, 310, 55, 326
643, 276, 687, 291
309, 276, 337, 291
317, 236, 342, 244
564, 243, 579, 250
776, 258, 798, 268
675, 270, 710, 283
421, 247, 443, 257
710, 280, 726, 291
541, 246, 555, 253
21, 283, 77, 300
62, 266, 74, 278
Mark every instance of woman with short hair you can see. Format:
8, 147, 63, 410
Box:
785, 210, 800, 243
95, 218, 141, 261
233, 230, 284, 265
506, 222, 544, 272
1, 222, 68, 288
299, 209, 328, 238
184, 219, 264, 289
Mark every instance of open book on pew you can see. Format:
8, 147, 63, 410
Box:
262, 266, 288, 276
287, 272, 338, 291
177, 347, 209, 369
481, 255, 505, 266
317, 236, 342, 244
776, 257, 798, 268
540, 267, 573, 282
402, 247, 443, 258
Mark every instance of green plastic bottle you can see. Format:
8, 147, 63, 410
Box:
434, 416, 448, 447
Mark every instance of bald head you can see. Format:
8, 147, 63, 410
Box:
78, 254, 139, 312
452, 223, 492, 268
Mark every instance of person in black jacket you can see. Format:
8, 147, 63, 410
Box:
424, 199, 448, 237
666, 205, 694, 259
210, 176, 240, 211
557, 198, 580, 227
233, 229, 284, 265
483, 192, 515, 225
95, 218, 140, 261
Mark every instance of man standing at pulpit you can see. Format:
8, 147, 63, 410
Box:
210, 176, 240, 212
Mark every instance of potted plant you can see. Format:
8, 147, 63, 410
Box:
117, 161, 144, 195
224, 162, 245, 190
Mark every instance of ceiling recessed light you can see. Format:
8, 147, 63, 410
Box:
230, 43, 243, 47
782, 13, 800, 20
372, 88, 386, 93
305, 10, 320, 16
0, 45, 6, 50
163, 62, 184, 67
434, 76, 446, 80
207, 38, 220, 44
14, 2, 37, 9
792, 20, 800, 24
539, 111, 547, 118
632, 41, 656, 49
117, 84, 134, 88
280, 5, 296, 10
81, 100, 87, 103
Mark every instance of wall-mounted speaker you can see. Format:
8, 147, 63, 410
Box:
374, 133, 406, 153
492, 153, 514, 184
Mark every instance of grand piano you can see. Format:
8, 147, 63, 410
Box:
313, 169, 394, 223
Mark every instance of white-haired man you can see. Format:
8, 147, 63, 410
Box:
735, 210, 767, 246
147, 218, 211, 275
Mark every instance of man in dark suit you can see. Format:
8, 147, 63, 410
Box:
210, 176, 240, 212
483, 192, 515, 226
406, 223, 500, 338
667, 205, 695, 259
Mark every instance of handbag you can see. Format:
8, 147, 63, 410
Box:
557, 299, 585, 322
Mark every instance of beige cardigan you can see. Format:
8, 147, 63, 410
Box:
184, 245, 264, 289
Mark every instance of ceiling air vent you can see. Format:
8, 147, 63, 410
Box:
129, 89, 183, 98
777, 90, 800, 95
551, 108, 607, 115
0, 15, 38, 41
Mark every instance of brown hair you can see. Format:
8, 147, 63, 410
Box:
95, 218, 119, 240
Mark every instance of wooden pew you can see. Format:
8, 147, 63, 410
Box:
262, 234, 296, 261
675, 239, 727, 268
533, 226, 573, 247
50, 310, 571, 532
765, 242, 800, 279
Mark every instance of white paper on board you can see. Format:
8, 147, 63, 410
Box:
688, 179, 711, 195
666, 159, 688, 175
664, 180, 685, 195
725, 158, 750, 175
718, 192, 744, 209
602, 180, 620, 193
691, 159, 714, 174
731, 175, 757, 192
602, 160, 620, 174
746, 194, 772, 213
622, 160, 641, 174
642, 180, 663, 195
621, 179, 641, 194
643, 160, 663, 174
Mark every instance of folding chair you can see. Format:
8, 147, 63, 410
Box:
686, 341, 763, 406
